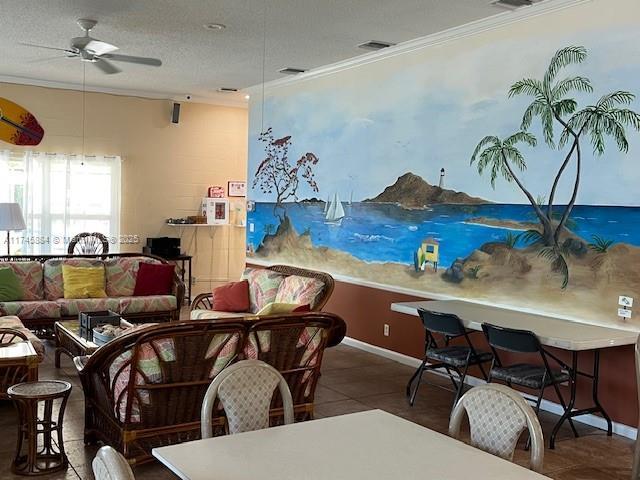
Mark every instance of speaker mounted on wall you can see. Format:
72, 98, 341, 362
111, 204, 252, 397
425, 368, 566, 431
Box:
171, 102, 181, 124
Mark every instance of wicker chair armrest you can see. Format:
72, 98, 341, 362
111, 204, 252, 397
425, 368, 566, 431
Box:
73, 355, 90, 372
191, 293, 214, 310
0, 327, 29, 346
172, 273, 185, 310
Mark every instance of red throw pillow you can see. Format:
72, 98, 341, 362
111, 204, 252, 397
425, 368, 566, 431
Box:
133, 263, 175, 296
212, 280, 250, 312
293, 304, 311, 313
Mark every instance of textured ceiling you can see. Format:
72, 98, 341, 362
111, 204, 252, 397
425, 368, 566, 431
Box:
0, 0, 506, 105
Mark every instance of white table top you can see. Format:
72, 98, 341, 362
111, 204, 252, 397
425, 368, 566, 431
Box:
153, 410, 549, 480
391, 300, 638, 351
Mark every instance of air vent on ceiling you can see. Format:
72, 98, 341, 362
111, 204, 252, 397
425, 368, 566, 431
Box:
492, 0, 541, 9
217, 87, 238, 92
358, 40, 396, 51
278, 67, 307, 75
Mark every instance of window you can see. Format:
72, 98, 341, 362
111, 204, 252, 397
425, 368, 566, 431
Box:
0, 150, 121, 254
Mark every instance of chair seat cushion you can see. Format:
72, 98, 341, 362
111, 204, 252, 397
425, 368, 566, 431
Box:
0, 301, 61, 320
56, 298, 121, 317
490, 363, 570, 389
118, 295, 177, 314
190, 309, 249, 320
0, 316, 45, 359
427, 346, 493, 368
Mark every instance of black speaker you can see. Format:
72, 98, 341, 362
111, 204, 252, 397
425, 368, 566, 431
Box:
145, 237, 181, 258
171, 102, 181, 124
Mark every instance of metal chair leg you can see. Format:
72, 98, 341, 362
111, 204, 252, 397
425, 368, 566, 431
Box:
407, 356, 428, 406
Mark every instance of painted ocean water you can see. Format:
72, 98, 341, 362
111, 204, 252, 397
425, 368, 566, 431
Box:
247, 202, 640, 268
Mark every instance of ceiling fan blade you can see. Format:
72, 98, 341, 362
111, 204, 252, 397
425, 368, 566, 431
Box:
84, 39, 118, 56
101, 53, 162, 67
94, 58, 121, 74
19, 42, 75, 53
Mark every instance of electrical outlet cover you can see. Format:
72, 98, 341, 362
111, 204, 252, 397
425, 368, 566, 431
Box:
619, 295, 634, 308
618, 308, 632, 319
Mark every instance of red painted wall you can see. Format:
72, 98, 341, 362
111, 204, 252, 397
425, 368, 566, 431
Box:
323, 278, 638, 428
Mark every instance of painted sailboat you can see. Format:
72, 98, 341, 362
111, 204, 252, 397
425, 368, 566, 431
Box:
323, 195, 330, 215
324, 192, 345, 226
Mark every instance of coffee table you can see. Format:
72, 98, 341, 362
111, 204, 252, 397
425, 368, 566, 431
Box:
54, 319, 132, 368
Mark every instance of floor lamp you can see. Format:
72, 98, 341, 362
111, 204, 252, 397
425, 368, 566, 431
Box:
0, 203, 26, 256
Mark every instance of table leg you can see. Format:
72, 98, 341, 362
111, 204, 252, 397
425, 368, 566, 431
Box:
591, 350, 613, 436
187, 257, 192, 305
550, 351, 578, 449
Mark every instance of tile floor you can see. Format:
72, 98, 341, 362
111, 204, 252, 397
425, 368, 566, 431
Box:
0, 342, 634, 479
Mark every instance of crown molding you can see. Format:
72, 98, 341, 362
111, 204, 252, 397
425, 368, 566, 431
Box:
0, 74, 249, 109
248, 0, 592, 95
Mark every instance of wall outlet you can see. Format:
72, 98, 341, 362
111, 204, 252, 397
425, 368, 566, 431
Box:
618, 308, 632, 319
619, 295, 634, 308
383, 324, 390, 337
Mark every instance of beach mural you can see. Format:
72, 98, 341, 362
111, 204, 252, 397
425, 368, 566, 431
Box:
247, 4, 640, 329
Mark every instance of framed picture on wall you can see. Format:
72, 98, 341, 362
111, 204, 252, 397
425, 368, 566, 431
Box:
228, 181, 247, 197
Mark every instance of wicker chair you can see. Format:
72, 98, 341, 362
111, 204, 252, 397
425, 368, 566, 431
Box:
68, 232, 110, 255
75, 312, 345, 464
191, 264, 335, 312
201, 359, 294, 437
449, 384, 544, 473
93, 446, 135, 480
0, 328, 39, 399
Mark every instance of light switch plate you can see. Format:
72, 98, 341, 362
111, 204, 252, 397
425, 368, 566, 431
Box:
618, 308, 632, 319
619, 295, 634, 308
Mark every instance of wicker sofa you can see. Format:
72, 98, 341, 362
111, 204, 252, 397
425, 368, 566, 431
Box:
74, 312, 346, 464
0, 253, 185, 331
191, 264, 335, 320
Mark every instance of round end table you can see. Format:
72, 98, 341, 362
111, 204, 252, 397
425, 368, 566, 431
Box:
8, 380, 72, 476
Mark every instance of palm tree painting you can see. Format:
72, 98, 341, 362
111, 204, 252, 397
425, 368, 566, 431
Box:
472, 46, 640, 288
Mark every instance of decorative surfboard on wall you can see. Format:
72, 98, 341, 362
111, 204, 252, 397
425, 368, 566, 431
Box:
0, 98, 44, 146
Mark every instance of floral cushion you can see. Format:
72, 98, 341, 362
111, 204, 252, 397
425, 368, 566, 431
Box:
274, 275, 325, 309
118, 295, 177, 314
241, 268, 285, 313
109, 332, 241, 422
56, 298, 120, 317
0, 315, 45, 359
3, 262, 44, 301
104, 256, 163, 297
44, 259, 103, 301
0, 301, 60, 320
190, 309, 250, 320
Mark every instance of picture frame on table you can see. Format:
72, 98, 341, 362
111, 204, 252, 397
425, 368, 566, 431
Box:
228, 181, 247, 197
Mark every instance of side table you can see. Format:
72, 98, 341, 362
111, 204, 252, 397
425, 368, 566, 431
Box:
8, 380, 72, 475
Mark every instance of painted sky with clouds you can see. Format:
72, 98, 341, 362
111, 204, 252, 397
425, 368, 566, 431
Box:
248, 10, 640, 207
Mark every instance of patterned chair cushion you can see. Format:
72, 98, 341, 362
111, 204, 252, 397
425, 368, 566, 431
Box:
56, 298, 121, 317
191, 309, 249, 320
0, 301, 61, 320
3, 262, 44, 301
274, 275, 325, 309
0, 315, 45, 359
463, 388, 527, 460
118, 295, 177, 314
241, 268, 285, 313
104, 256, 163, 297
427, 346, 493, 368
490, 363, 570, 389
44, 258, 103, 300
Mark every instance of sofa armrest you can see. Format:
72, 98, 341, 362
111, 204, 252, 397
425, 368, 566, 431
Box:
73, 355, 90, 372
191, 293, 214, 311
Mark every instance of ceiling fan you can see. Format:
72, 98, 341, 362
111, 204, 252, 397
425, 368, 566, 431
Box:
20, 19, 162, 74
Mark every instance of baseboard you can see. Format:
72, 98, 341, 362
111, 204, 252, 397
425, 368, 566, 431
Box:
341, 336, 638, 441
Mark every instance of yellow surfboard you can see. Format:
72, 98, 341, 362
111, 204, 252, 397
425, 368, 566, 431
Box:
0, 97, 44, 146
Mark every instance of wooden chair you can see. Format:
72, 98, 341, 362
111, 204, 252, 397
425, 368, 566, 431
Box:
632, 334, 640, 480
201, 359, 294, 437
449, 384, 544, 473
92, 446, 135, 480
67, 232, 109, 254
0, 328, 39, 399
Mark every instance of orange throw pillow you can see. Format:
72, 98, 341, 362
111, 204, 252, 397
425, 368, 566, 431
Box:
212, 280, 250, 312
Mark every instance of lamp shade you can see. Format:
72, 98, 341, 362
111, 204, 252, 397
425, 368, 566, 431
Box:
0, 203, 26, 231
